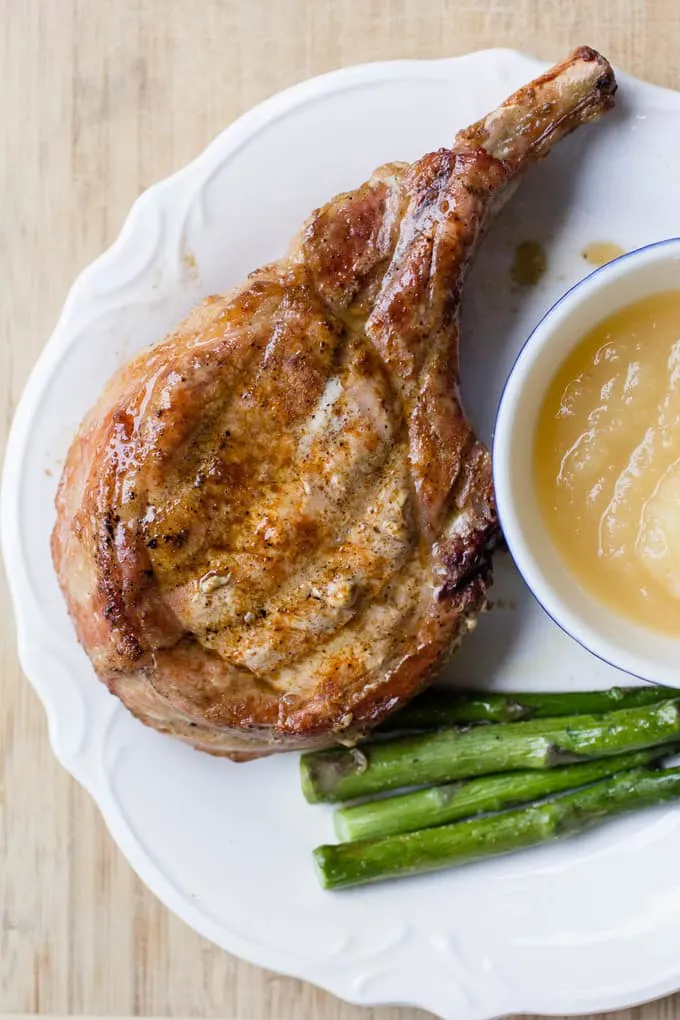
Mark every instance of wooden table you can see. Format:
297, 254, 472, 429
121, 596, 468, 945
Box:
2, 1, 678, 1017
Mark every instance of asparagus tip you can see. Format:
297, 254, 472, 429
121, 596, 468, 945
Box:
312, 846, 335, 889
299, 756, 321, 804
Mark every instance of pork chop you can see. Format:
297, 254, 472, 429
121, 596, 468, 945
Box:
51, 48, 616, 758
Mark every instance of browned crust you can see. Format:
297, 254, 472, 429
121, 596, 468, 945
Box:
52, 48, 616, 758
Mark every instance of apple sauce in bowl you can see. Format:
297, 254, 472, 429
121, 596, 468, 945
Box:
494, 238, 680, 684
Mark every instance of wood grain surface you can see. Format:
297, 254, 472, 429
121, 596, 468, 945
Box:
1, 1, 679, 1017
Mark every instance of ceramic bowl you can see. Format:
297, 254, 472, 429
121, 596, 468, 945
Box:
494, 237, 680, 686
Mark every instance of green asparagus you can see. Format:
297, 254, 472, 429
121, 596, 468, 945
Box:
315, 765, 680, 889
300, 698, 680, 803
380, 685, 680, 730
333, 747, 669, 841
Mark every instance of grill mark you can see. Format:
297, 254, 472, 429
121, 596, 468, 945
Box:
208, 447, 418, 683
187, 335, 416, 677
146, 274, 341, 583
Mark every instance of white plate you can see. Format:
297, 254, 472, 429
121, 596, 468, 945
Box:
4, 49, 680, 1020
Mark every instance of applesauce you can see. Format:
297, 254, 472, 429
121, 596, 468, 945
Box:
534, 290, 680, 634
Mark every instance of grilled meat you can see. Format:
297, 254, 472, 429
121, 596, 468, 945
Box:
52, 47, 616, 757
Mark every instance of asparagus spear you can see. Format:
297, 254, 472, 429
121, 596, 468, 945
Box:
380, 685, 679, 731
315, 765, 680, 889
334, 747, 669, 842
300, 698, 680, 803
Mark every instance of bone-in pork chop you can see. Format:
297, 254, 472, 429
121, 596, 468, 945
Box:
52, 48, 616, 758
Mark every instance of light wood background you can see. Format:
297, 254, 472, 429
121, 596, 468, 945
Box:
2, 1, 679, 1017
